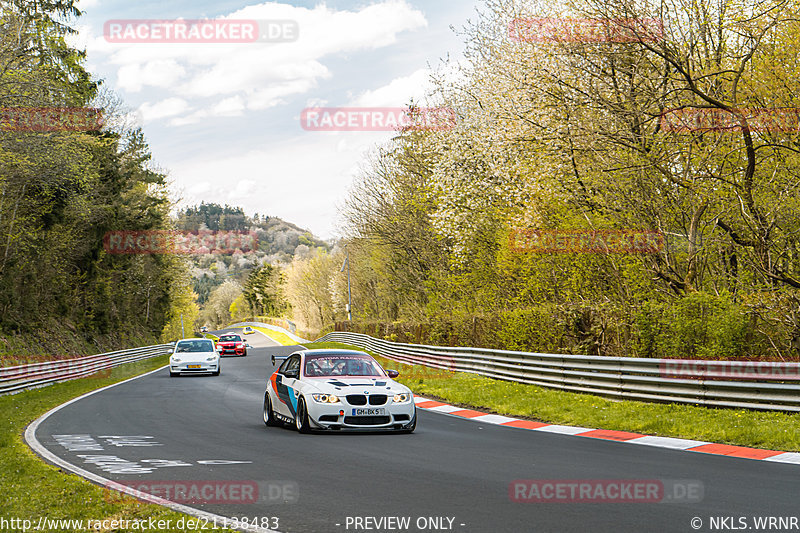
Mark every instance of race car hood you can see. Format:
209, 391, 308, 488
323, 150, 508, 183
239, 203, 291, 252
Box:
303, 376, 411, 396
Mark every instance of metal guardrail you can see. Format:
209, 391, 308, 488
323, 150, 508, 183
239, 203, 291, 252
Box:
0, 344, 173, 395
317, 332, 800, 412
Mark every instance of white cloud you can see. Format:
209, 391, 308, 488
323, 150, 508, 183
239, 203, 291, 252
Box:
213, 96, 245, 116
226, 179, 258, 200
352, 68, 435, 107
188, 181, 212, 195
170, 132, 394, 239
81, 1, 427, 124
117, 60, 187, 92
138, 98, 191, 122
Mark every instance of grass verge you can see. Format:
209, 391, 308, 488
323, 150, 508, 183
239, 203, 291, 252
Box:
0, 355, 235, 532
306, 341, 800, 452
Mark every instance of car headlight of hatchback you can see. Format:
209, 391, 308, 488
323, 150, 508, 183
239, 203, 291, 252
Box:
393, 393, 411, 403
312, 393, 340, 404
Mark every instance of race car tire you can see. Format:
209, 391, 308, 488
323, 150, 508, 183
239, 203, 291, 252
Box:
295, 398, 311, 434
263, 394, 280, 427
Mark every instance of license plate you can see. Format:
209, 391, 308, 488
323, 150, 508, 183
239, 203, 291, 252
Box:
352, 408, 386, 416
188, 365, 201, 369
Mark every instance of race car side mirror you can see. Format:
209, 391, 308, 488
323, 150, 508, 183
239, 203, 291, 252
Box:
387, 369, 400, 378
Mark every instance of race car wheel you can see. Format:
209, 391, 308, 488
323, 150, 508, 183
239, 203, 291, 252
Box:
295, 398, 311, 434
169, 371, 178, 378
243, 350, 247, 357
213, 367, 221, 376
263, 394, 280, 427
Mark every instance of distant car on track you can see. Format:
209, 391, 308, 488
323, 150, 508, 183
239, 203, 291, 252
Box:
242, 326, 255, 335
170, 338, 220, 377
216, 333, 247, 356
200, 325, 209, 333
263, 349, 416, 433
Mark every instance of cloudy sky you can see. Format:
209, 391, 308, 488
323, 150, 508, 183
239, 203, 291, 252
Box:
71, 0, 480, 239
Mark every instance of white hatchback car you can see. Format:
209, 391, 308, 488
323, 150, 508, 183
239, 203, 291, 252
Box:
263, 349, 416, 433
170, 338, 221, 377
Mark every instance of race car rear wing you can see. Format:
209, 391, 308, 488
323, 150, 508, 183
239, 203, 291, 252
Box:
271, 354, 290, 366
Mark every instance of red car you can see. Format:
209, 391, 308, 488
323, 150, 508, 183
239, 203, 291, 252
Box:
216, 334, 247, 356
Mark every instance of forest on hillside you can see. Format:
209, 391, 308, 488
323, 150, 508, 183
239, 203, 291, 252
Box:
0, 2, 327, 351
0, 0, 190, 349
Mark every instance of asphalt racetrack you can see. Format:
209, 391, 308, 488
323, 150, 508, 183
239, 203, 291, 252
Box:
29, 328, 800, 532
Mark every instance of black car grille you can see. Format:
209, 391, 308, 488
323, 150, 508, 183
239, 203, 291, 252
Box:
344, 416, 391, 426
346, 394, 387, 406
346, 395, 367, 405
369, 395, 387, 405
318, 415, 339, 422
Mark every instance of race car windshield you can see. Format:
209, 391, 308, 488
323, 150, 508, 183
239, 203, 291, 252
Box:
304, 355, 385, 377
175, 340, 214, 353
218, 335, 241, 342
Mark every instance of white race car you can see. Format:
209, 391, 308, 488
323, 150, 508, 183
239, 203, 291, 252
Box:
170, 338, 220, 377
263, 349, 416, 433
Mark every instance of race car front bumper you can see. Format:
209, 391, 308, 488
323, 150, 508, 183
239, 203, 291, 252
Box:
170, 362, 218, 374
308, 400, 416, 431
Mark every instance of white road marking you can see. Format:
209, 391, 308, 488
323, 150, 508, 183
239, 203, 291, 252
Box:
627, 436, 710, 450
531, 425, 595, 435
24, 365, 280, 533
52, 434, 103, 451
764, 452, 800, 464
77, 454, 155, 474
196, 460, 253, 465
141, 459, 193, 468
426, 405, 463, 413
99, 435, 162, 447
470, 414, 518, 424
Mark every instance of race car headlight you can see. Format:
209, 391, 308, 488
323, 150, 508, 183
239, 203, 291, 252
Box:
171, 357, 181, 363
393, 393, 411, 403
206, 356, 217, 362
312, 393, 340, 404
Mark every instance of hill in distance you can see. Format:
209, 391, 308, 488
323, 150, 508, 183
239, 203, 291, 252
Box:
174, 202, 331, 304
